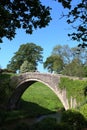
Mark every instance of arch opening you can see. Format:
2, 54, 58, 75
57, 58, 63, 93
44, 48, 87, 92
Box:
8, 79, 64, 110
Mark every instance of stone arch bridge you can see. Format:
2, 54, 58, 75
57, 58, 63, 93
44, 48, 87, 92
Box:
8, 72, 76, 110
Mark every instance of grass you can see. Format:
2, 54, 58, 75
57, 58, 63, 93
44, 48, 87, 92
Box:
0, 73, 87, 130
21, 82, 63, 112
0, 81, 63, 125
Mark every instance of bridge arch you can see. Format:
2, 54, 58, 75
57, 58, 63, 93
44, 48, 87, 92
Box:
8, 72, 69, 110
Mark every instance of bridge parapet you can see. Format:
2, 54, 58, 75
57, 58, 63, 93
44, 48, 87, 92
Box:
11, 72, 61, 88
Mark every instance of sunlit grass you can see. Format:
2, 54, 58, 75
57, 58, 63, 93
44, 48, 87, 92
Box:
22, 82, 63, 111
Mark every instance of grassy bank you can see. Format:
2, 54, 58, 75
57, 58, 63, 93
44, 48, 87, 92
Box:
0, 73, 87, 129
59, 77, 87, 107
22, 82, 63, 111
0, 73, 15, 107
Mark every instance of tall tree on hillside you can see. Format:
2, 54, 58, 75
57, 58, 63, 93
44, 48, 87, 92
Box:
52, 44, 72, 64
71, 46, 87, 65
44, 55, 64, 73
7, 43, 43, 73
0, 0, 51, 43
44, 44, 87, 76
62, 58, 84, 77
44, 44, 72, 73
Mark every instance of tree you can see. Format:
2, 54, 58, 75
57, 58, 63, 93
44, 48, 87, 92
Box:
52, 44, 73, 64
45, 44, 87, 76
62, 58, 84, 77
7, 43, 43, 72
20, 60, 36, 73
0, 0, 86, 46
44, 44, 72, 73
70, 45, 87, 68
0, 0, 51, 43
62, 46, 87, 77
44, 55, 64, 73
58, 0, 87, 47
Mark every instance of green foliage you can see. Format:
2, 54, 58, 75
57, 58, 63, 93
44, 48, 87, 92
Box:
13, 110, 87, 130
32, 118, 57, 130
52, 44, 72, 64
62, 59, 85, 77
0, 0, 51, 43
0, 0, 86, 46
58, 0, 71, 9
61, 110, 87, 129
0, 73, 15, 106
44, 54, 64, 73
0, 128, 8, 130
59, 77, 87, 105
19, 100, 53, 118
79, 104, 87, 119
55, 122, 72, 130
58, 0, 87, 46
83, 66, 87, 77
7, 43, 43, 72
0, 73, 87, 130
84, 86, 87, 97
45, 44, 87, 76
22, 82, 63, 111
0, 111, 6, 126
14, 122, 29, 130
20, 61, 35, 73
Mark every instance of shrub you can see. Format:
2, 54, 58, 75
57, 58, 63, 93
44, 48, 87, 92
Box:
0, 128, 8, 130
55, 122, 73, 130
59, 77, 87, 106
0, 73, 15, 108
0, 111, 6, 126
14, 122, 29, 130
61, 110, 87, 130
80, 104, 87, 119
32, 117, 57, 130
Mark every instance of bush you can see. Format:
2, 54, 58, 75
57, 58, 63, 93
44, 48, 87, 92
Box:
59, 77, 87, 107
32, 117, 57, 130
14, 122, 30, 130
0, 111, 6, 126
55, 122, 73, 130
0, 128, 8, 130
0, 73, 15, 109
61, 110, 87, 130
80, 104, 87, 119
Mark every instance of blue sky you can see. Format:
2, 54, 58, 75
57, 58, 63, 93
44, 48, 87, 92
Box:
0, 0, 79, 72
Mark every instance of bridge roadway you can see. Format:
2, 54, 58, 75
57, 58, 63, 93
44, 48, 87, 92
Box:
8, 72, 78, 110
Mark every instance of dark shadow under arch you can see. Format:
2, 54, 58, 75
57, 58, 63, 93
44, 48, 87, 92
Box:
8, 80, 36, 109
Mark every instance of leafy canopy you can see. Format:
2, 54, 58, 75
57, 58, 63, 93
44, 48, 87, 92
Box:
44, 55, 64, 73
7, 43, 43, 72
44, 44, 87, 77
0, 0, 86, 46
58, 0, 87, 47
20, 60, 36, 73
0, 0, 51, 42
